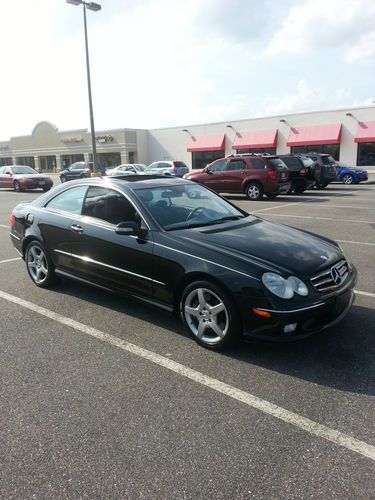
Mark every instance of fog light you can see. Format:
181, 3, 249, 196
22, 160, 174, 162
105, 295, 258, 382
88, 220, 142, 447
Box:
283, 323, 297, 334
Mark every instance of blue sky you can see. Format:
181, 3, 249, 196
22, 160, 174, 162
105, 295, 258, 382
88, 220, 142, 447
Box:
1, 0, 375, 139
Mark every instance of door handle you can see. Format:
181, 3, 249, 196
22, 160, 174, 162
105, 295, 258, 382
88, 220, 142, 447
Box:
70, 223, 84, 234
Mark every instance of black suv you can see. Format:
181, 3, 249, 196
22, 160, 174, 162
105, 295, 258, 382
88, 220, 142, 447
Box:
59, 161, 94, 183
303, 153, 339, 189
278, 155, 314, 194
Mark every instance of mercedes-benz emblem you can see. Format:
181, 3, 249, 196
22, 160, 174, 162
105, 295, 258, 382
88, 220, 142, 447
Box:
331, 266, 342, 285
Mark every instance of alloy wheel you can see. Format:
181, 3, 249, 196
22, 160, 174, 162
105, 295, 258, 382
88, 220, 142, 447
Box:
342, 174, 353, 184
184, 287, 229, 346
246, 184, 262, 200
27, 245, 49, 284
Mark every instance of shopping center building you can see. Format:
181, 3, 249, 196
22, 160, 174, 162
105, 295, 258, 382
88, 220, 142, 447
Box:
1, 105, 375, 172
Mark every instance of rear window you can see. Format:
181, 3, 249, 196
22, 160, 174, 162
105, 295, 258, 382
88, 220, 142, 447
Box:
268, 159, 286, 170
321, 156, 336, 165
174, 161, 188, 169
280, 157, 302, 171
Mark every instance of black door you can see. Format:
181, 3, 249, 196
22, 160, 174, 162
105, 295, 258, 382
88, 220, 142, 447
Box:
68, 186, 154, 297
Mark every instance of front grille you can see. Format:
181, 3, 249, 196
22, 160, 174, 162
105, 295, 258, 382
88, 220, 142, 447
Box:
310, 259, 349, 293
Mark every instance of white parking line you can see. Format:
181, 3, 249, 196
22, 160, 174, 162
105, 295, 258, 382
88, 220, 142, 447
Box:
337, 240, 375, 247
252, 201, 307, 213
355, 290, 375, 299
0, 224, 9, 228
263, 214, 375, 225
0, 288, 374, 462
0, 257, 21, 264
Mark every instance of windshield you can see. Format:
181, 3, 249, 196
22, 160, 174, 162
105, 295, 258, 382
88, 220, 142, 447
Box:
136, 183, 248, 230
11, 166, 37, 174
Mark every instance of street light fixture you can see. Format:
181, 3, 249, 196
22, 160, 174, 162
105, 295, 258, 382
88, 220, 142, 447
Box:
66, 0, 101, 172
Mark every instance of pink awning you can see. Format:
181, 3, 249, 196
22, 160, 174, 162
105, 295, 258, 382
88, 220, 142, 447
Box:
232, 129, 277, 149
287, 124, 342, 146
354, 121, 375, 143
187, 134, 225, 152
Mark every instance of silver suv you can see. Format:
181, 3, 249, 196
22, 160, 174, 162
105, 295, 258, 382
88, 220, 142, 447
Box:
146, 160, 189, 177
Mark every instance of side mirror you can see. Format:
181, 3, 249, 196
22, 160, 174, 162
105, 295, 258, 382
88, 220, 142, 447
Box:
205, 167, 213, 174
115, 221, 147, 237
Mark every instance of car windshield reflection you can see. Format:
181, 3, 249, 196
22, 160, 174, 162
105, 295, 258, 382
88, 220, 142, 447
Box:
135, 183, 249, 230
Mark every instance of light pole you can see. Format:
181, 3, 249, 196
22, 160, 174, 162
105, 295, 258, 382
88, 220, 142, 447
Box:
66, 0, 101, 173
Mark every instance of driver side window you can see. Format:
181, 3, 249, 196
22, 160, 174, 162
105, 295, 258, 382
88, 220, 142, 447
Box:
210, 160, 227, 172
82, 187, 140, 225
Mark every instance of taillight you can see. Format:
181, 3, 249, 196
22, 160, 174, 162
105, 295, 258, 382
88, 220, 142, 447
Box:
267, 169, 277, 181
10, 213, 15, 225
299, 169, 306, 177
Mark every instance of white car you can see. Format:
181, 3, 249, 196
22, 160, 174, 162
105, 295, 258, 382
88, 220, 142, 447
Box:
145, 160, 189, 177
106, 164, 147, 176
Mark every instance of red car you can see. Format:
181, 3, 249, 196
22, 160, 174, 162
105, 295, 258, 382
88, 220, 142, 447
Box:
183, 154, 291, 200
0, 165, 53, 192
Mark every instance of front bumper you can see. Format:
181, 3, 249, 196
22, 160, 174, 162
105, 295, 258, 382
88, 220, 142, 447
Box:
243, 287, 355, 342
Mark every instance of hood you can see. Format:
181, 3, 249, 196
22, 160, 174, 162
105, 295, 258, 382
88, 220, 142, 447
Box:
173, 217, 342, 277
185, 169, 204, 178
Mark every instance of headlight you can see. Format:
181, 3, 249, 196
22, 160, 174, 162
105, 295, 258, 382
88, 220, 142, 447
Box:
262, 273, 308, 299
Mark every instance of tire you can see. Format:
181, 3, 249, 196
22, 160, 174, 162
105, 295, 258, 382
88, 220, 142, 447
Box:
13, 181, 22, 192
342, 174, 354, 185
245, 182, 264, 201
294, 186, 307, 194
60, 175, 66, 183
80, 173, 86, 178
42, 187, 51, 192
266, 193, 278, 199
25, 240, 57, 288
180, 280, 240, 349
316, 182, 328, 189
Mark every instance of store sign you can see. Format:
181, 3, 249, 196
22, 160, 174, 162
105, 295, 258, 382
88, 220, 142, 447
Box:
61, 137, 83, 143
96, 134, 114, 143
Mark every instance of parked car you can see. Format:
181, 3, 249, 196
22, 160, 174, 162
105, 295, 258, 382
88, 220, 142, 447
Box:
337, 165, 368, 184
146, 160, 189, 177
0, 165, 53, 192
278, 155, 314, 193
10, 176, 356, 349
183, 154, 291, 200
106, 164, 147, 176
59, 161, 94, 183
304, 153, 339, 189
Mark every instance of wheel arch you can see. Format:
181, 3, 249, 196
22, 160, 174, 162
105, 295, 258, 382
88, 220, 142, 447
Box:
242, 178, 263, 193
173, 271, 242, 319
22, 235, 44, 258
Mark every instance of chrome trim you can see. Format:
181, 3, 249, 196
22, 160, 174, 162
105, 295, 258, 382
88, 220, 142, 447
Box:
153, 242, 260, 281
257, 303, 325, 314
54, 249, 165, 286
10, 232, 21, 241
55, 269, 113, 292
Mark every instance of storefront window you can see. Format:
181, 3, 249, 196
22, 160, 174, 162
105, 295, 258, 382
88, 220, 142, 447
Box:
291, 144, 340, 160
357, 143, 375, 166
192, 150, 224, 169
0, 157, 12, 166
16, 157, 35, 168
89, 152, 121, 168
235, 147, 276, 155
39, 156, 56, 172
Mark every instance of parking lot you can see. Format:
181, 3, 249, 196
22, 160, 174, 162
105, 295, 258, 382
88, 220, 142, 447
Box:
0, 181, 375, 498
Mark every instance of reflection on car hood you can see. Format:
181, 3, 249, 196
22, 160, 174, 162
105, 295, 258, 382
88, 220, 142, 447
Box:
175, 217, 342, 276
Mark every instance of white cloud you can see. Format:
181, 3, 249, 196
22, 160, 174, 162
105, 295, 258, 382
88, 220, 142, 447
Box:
345, 32, 375, 63
266, 0, 375, 61
256, 80, 352, 116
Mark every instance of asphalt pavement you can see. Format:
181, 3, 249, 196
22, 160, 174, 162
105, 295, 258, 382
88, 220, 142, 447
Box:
0, 180, 374, 498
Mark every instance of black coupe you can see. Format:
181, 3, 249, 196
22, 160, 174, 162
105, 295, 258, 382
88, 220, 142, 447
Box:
10, 176, 357, 349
